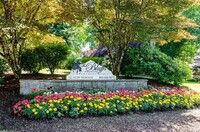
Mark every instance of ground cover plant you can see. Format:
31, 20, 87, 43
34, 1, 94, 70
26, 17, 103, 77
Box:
13, 88, 200, 119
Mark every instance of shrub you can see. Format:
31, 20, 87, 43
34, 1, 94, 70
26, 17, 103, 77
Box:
21, 48, 43, 74
81, 57, 104, 65
0, 77, 4, 85
13, 89, 200, 119
36, 42, 68, 74
59, 54, 78, 70
0, 58, 8, 75
121, 45, 192, 85
159, 41, 198, 63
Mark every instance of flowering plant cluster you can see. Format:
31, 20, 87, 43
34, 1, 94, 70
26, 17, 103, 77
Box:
27, 87, 55, 100
13, 88, 200, 119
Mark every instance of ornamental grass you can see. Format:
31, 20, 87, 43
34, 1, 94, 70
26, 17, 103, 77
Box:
13, 89, 200, 119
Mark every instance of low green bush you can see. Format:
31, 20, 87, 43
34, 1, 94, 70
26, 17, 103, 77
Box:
59, 54, 78, 70
35, 42, 68, 74
21, 48, 43, 74
0, 58, 8, 75
121, 45, 192, 85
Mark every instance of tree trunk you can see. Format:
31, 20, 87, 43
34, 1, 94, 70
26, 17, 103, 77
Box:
0, 29, 23, 79
109, 45, 126, 77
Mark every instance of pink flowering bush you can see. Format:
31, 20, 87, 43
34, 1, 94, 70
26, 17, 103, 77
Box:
13, 88, 200, 119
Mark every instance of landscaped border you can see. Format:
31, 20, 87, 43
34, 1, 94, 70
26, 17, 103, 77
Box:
13, 88, 200, 119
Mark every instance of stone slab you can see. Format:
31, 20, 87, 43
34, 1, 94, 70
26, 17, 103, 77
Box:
20, 79, 148, 95
66, 60, 116, 80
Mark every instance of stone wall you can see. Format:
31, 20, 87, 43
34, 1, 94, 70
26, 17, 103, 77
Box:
20, 79, 148, 95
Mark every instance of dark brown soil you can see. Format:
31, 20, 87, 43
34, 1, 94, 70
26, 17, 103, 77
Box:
0, 74, 200, 132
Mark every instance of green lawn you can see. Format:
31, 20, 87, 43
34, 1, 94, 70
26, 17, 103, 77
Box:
22, 69, 70, 75
39, 69, 70, 75
183, 82, 200, 93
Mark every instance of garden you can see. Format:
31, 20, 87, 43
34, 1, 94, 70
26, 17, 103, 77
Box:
1, 0, 200, 131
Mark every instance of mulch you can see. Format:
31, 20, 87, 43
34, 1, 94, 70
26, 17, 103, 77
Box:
0, 74, 200, 132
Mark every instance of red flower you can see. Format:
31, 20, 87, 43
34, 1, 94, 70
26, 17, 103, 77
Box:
32, 88, 37, 91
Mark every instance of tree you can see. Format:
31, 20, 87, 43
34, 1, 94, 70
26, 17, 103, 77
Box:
50, 22, 97, 54
159, 5, 200, 64
183, 5, 200, 45
60, 0, 196, 75
0, 0, 61, 78
159, 40, 198, 63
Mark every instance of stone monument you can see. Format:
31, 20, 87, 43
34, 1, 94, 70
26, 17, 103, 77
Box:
20, 60, 148, 95
67, 60, 116, 80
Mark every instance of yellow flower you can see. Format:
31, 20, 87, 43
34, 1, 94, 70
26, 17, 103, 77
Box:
49, 100, 52, 103
50, 103, 54, 107
54, 108, 57, 111
89, 102, 93, 107
106, 106, 110, 109
80, 110, 84, 113
46, 110, 49, 114
76, 107, 80, 110
34, 112, 38, 115
39, 106, 43, 109
98, 106, 102, 109
84, 107, 88, 111
77, 104, 80, 107
83, 103, 87, 106
32, 109, 36, 112
110, 111, 113, 114
42, 102, 46, 105
49, 108, 52, 111
77, 97, 82, 100
64, 106, 67, 109
70, 96, 74, 99
88, 97, 91, 100
35, 103, 39, 107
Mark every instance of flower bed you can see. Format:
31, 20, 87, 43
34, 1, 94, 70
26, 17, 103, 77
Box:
13, 88, 200, 119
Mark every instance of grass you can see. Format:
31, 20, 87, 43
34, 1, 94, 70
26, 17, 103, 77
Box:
22, 68, 70, 75
183, 81, 200, 93
39, 68, 70, 75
